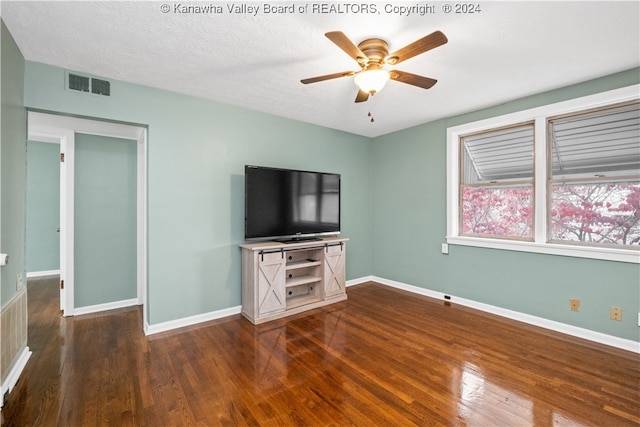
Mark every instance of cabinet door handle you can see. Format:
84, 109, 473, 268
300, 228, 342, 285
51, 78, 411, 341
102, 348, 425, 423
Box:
259, 248, 284, 262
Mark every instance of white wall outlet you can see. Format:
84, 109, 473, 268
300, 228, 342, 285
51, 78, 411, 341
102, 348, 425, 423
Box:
441, 243, 449, 254
637, 312, 640, 327
16, 273, 24, 290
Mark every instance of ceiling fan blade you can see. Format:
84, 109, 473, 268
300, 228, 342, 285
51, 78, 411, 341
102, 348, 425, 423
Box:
325, 31, 367, 64
301, 71, 355, 84
355, 89, 370, 103
386, 31, 448, 65
389, 70, 438, 89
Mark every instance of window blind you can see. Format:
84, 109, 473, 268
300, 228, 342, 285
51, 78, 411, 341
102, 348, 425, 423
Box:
462, 124, 534, 183
550, 101, 640, 176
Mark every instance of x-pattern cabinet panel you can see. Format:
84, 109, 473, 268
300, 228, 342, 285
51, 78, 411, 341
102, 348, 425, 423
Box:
241, 237, 348, 324
256, 251, 286, 316
323, 243, 346, 298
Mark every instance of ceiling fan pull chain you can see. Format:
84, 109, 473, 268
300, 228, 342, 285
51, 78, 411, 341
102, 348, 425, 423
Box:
368, 111, 374, 123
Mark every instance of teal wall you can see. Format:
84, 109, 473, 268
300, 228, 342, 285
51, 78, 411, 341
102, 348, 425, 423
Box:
19, 53, 639, 341
1, 20, 27, 306
371, 68, 640, 342
74, 134, 137, 308
26, 141, 60, 273
23, 61, 373, 325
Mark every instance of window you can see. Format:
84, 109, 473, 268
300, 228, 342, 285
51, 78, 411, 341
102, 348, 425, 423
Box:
548, 101, 640, 247
460, 123, 534, 240
447, 85, 639, 263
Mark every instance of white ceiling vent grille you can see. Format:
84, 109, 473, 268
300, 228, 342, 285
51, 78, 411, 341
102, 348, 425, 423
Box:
67, 72, 111, 97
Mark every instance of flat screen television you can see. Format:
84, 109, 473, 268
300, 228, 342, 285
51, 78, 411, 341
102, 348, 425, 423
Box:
244, 165, 341, 242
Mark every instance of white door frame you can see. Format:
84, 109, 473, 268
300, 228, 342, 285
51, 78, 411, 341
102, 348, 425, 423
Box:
27, 112, 147, 322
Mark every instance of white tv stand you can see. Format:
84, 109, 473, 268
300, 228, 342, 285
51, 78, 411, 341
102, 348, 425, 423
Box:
240, 237, 348, 324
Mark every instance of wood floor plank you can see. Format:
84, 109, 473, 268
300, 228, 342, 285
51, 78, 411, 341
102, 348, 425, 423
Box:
2, 279, 639, 426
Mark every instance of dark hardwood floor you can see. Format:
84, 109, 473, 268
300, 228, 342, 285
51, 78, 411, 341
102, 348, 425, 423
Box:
2, 278, 639, 426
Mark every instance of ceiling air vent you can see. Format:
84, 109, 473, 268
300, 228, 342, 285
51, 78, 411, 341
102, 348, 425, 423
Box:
91, 78, 110, 96
68, 73, 90, 93
67, 72, 111, 97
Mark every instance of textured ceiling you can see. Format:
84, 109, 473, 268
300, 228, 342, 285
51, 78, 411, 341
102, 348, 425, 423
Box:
2, 1, 639, 137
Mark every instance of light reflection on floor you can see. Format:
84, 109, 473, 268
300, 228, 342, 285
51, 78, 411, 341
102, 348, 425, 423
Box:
455, 361, 590, 427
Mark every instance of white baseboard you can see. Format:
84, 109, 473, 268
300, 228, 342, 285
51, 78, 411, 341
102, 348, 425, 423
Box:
369, 276, 640, 354
346, 276, 375, 287
135, 275, 638, 354
143, 280, 373, 335
0, 346, 32, 408
145, 305, 242, 336
26, 269, 60, 279
143, 281, 368, 336
73, 298, 139, 316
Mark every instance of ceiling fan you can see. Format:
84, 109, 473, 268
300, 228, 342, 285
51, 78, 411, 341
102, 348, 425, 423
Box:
301, 30, 448, 103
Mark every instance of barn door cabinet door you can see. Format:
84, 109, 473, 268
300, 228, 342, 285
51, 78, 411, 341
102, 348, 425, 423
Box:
323, 243, 346, 298
257, 251, 286, 316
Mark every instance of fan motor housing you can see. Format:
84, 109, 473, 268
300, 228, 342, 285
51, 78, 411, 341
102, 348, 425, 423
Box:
357, 38, 389, 63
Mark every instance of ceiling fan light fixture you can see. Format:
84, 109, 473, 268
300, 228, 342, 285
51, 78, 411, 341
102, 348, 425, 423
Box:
301, 30, 448, 103
354, 69, 390, 94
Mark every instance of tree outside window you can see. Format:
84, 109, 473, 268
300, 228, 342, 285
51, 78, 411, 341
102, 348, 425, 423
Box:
459, 101, 639, 249
549, 101, 639, 248
448, 87, 639, 262
460, 123, 535, 240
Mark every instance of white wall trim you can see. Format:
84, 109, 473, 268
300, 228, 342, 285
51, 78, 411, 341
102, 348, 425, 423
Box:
0, 287, 26, 309
144, 306, 242, 336
369, 276, 640, 354
28, 111, 148, 320
137, 128, 148, 311
0, 346, 32, 408
134, 274, 638, 354
73, 298, 139, 316
346, 276, 375, 287
446, 236, 640, 264
26, 269, 61, 279
141, 277, 369, 336
446, 84, 640, 264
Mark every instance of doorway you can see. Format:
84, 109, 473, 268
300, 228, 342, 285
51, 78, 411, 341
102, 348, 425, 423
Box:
74, 133, 137, 309
27, 112, 147, 321
26, 140, 61, 278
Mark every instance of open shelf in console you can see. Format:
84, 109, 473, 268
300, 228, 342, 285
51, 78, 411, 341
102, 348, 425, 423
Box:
286, 260, 322, 270
286, 275, 321, 288
284, 247, 323, 308
285, 281, 321, 309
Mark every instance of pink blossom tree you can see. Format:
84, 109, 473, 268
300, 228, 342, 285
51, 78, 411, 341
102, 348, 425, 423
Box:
462, 187, 533, 238
551, 183, 640, 246
462, 182, 640, 246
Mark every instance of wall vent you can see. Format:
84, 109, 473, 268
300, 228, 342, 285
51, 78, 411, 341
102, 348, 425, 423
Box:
91, 78, 111, 96
67, 72, 111, 97
68, 73, 90, 92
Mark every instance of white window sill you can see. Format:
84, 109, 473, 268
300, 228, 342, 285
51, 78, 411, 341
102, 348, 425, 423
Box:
446, 236, 640, 264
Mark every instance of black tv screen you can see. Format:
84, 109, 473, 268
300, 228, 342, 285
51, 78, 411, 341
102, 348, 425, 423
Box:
244, 165, 341, 241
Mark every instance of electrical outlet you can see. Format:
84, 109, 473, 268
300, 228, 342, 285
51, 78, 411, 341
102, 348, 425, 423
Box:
441, 243, 449, 254
610, 306, 622, 321
16, 273, 24, 290
570, 299, 580, 312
